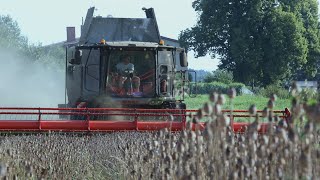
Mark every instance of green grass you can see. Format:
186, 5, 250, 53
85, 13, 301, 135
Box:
184, 94, 291, 110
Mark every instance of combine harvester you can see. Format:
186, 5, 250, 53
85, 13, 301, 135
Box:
0, 7, 290, 133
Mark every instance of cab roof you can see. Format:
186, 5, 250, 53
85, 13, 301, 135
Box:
78, 41, 184, 51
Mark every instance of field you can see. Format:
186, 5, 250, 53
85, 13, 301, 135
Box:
0, 93, 318, 179
185, 94, 291, 110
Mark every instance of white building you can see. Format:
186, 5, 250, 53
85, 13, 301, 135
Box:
295, 81, 318, 91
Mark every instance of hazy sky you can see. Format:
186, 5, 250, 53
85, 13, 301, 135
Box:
0, 0, 218, 71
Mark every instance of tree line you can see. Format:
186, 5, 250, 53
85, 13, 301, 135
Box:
0, 15, 65, 69
179, 0, 320, 87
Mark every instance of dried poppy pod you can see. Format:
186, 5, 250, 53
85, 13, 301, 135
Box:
188, 131, 196, 141
203, 121, 214, 139
218, 114, 230, 126
217, 94, 226, 105
304, 120, 313, 134
262, 107, 269, 118
290, 81, 298, 96
192, 117, 199, 124
158, 129, 164, 138
270, 94, 277, 102
291, 81, 298, 90
228, 88, 237, 99
291, 97, 298, 107
168, 115, 174, 121
196, 108, 204, 119
186, 121, 193, 130
203, 102, 212, 114
209, 92, 218, 103
267, 99, 274, 109
249, 104, 257, 116
213, 104, 222, 115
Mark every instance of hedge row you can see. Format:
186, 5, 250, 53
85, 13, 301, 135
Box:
190, 82, 246, 95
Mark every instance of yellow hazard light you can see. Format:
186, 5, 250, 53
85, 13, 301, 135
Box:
100, 39, 106, 44
159, 40, 165, 45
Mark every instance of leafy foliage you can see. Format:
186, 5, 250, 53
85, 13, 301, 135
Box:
180, 0, 320, 86
298, 88, 319, 103
204, 69, 233, 84
257, 84, 290, 99
193, 81, 245, 95
0, 16, 27, 49
0, 15, 65, 68
37, 45, 66, 69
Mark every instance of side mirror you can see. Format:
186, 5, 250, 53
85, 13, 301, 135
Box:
180, 52, 188, 67
70, 50, 82, 65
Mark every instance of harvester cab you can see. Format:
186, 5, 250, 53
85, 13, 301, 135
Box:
63, 7, 190, 110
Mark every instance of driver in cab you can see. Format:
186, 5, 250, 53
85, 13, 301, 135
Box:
111, 54, 140, 95
116, 54, 134, 75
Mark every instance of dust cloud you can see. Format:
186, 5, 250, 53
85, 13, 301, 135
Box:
0, 50, 65, 107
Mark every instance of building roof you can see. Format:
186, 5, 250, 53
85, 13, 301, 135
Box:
296, 81, 318, 87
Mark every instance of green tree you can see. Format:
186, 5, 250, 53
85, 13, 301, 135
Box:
179, 0, 320, 86
295, 0, 320, 78
0, 15, 42, 61
0, 15, 28, 50
37, 44, 66, 68
0, 15, 65, 68
204, 69, 233, 84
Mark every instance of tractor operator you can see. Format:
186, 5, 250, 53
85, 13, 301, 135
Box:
116, 54, 135, 75
114, 54, 140, 95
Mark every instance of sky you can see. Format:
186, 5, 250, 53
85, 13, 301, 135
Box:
0, 0, 218, 71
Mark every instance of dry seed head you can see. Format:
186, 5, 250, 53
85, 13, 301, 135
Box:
158, 130, 164, 138
291, 81, 298, 91
290, 82, 298, 96
220, 114, 230, 126
267, 99, 275, 110
292, 104, 304, 118
189, 131, 196, 141
304, 121, 313, 135
197, 136, 203, 144
217, 94, 226, 105
169, 115, 174, 121
262, 107, 269, 118
186, 121, 193, 130
249, 105, 257, 115
228, 88, 236, 99
177, 144, 185, 153
270, 94, 277, 102
163, 128, 169, 135
182, 130, 188, 138
196, 108, 204, 119
192, 117, 199, 124
305, 137, 310, 145
153, 140, 159, 147
292, 97, 298, 107
203, 102, 212, 114
209, 92, 218, 103
203, 125, 213, 140
214, 104, 222, 115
